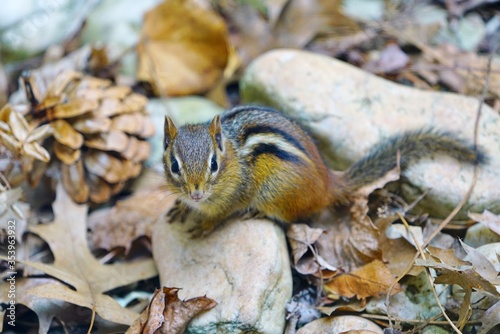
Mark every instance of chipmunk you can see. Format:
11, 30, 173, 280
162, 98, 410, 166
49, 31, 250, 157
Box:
163, 106, 485, 236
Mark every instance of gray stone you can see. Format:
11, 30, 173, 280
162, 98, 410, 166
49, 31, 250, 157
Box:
152, 217, 292, 334
241, 49, 500, 218
296, 315, 383, 334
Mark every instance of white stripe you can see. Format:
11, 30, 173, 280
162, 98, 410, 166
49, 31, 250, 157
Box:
242, 134, 311, 164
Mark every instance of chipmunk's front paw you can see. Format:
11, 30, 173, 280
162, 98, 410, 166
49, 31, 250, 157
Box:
187, 219, 218, 238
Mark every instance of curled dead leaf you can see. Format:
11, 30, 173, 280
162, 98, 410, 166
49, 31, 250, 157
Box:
127, 287, 216, 334
287, 224, 338, 276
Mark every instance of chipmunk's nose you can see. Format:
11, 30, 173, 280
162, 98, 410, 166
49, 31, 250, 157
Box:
190, 190, 204, 202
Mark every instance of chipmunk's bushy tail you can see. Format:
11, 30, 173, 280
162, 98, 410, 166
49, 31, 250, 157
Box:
343, 130, 487, 191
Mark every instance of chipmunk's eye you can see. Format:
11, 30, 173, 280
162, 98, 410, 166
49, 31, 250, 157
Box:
170, 154, 180, 174
210, 154, 218, 173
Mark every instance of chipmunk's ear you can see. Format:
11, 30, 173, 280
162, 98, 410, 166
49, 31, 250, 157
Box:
209, 114, 224, 152
164, 116, 177, 150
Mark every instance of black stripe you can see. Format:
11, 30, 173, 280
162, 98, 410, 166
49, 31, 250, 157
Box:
250, 143, 302, 164
243, 125, 309, 157
222, 106, 279, 122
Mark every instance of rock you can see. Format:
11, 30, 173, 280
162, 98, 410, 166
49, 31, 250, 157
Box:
152, 217, 292, 333
0, 1, 96, 60
241, 49, 500, 218
296, 315, 383, 334
422, 325, 453, 334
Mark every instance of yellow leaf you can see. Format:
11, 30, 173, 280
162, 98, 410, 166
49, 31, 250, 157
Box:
324, 260, 401, 299
137, 0, 230, 96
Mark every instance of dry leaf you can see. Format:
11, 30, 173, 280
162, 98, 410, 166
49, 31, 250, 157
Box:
364, 43, 410, 74
225, 0, 360, 65
479, 300, 500, 334
411, 43, 500, 97
137, 0, 230, 96
416, 243, 500, 329
0, 187, 29, 242
286, 224, 338, 276
0, 278, 88, 334
88, 188, 176, 253
469, 210, 500, 236
8, 183, 158, 326
287, 224, 324, 265
324, 260, 402, 300
127, 287, 217, 334
376, 216, 424, 277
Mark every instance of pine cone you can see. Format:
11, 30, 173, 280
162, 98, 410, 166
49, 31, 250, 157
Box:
23, 70, 154, 203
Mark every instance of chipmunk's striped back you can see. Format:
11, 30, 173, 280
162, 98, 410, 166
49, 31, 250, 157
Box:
222, 106, 318, 167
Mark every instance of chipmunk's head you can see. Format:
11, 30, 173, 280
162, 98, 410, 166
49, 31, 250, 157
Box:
163, 115, 224, 206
